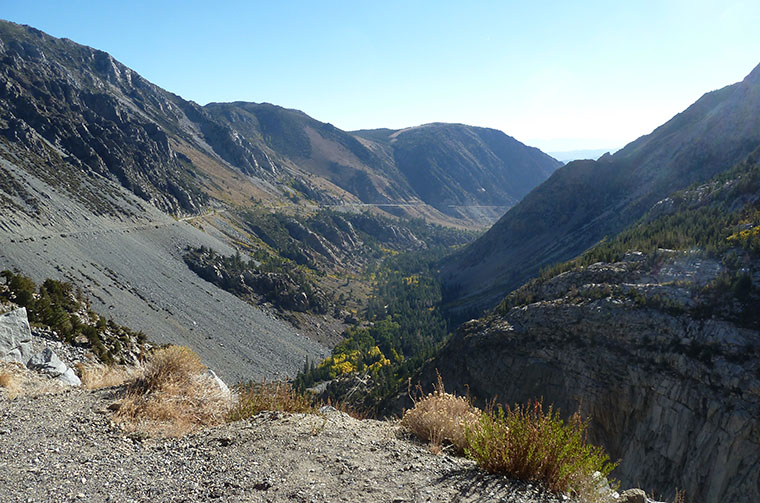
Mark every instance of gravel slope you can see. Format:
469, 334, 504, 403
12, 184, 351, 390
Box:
0, 384, 569, 503
0, 156, 328, 384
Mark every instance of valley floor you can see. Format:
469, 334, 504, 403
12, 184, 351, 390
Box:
0, 385, 569, 503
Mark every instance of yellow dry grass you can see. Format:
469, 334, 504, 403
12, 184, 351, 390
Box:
113, 346, 231, 437
0, 369, 19, 398
77, 363, 139, 390
0, 361, 64, 398
401, 374, 480, 454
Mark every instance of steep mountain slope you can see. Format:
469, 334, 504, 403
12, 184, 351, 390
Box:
204, 101, 413, 206
441, 62, 760, 315
354, 124, 561, 220
207, 104, 561, 223
0, 21, 284, 215
420, 150, 760, 502
0, 134, 327, 383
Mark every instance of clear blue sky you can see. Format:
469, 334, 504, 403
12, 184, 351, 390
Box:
3, 1, 759, 152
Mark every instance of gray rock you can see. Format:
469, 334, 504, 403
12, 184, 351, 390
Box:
56, 367, 82, 387
28, 347, 68, 377
0, 307, 33, 364
27, 347, 80, 386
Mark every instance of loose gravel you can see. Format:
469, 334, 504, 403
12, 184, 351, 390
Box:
0, 383, 570, 503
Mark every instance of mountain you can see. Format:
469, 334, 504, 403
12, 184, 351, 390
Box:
0, 21, 287, 216
0, 21, 332, 382
353, 124, 560, 221
548, 148, 617, 163
418, 148, 760, 502
205, 104, 561, 223
203, 101, 414, 207
0, 20, 559, 229
441, 62, 760, 316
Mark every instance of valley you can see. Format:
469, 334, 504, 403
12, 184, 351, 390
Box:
0, 17, 758, 503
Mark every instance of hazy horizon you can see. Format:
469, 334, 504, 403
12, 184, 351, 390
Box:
2, 1, 759, 152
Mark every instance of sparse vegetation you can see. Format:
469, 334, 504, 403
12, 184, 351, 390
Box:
1, 270, 149, 363
400, 375, 479, 454
466, 400, 618, 500
227, 381, 316, 421
114, 346, 230, 437
76, 363, 139, 390
0, 369, 19, 397
400, 377, 618, 501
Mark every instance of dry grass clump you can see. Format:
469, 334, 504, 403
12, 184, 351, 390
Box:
400, 374, 480, 454
228, 380, 316, 421
77, 363, 138, 390
400, 374, 618, 502
0, 361, 68, 397
139, 345, 206, 392
466, 399, 618, 501
114, 346, 231, 437
0, 369, 20, 398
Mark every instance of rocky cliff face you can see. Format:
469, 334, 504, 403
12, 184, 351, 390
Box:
423, 254, 759, 502
0, 22, 292, 215
424, 153, 760, 502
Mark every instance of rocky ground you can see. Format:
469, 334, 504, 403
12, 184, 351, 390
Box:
0, 379, 572, 503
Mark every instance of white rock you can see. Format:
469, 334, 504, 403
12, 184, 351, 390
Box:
0, 307, 33, 364
27, 347, 81, 386
206, 369, 230, 394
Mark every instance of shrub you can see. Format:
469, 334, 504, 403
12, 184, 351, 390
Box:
400, 375, 480, 454
466, 399, 618, 500
228, 380, 315, 421
114, 346, 230, 437
138, 345, 206, 392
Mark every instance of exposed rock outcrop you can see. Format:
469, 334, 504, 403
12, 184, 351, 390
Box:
27, 347, 81, 386
421, 254, 760, 503
0, 307, 33, 364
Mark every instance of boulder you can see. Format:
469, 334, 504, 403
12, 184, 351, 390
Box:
27, 347, 81, 386
56, 367, 82, 387
0, 307, 33, 364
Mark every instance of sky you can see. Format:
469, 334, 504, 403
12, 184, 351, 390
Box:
2, 1, 760, 153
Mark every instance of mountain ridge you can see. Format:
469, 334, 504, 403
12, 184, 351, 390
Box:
417, 147, 760, 502
0, 19, 559, 228
441, 60, 760, 316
